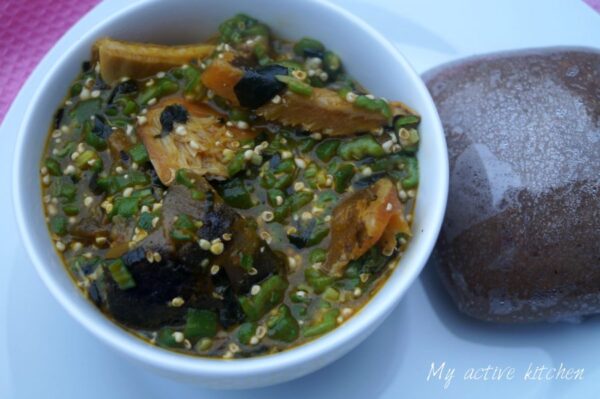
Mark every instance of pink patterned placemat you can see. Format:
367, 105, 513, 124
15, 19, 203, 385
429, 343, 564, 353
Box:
586, 0, 600, 11
0, 0, 100, 122
0, 0, 598, 124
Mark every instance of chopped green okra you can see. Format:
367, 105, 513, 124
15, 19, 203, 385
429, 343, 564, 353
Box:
83, 121, 107, 151
293, 37, 325, 56
181, 66, 205, 100
156, 327, 182, 348
52, 180, 77, 202
401, 156, 419, 189
107, 259, 135, 290
49, 215, 68, 236
62, 203, 79, 216
240, 275, 288, 321
394, 115, 420, 129
175, 169, 195, 188
215, 177, 254, 209
227, 151, 246, 177
354, 95, 392, 118
338, 136, 385, 161
184, 309, 218, 341
333, 163, 355, 193
276, 75, 313, 96
305, 267, 335, 294
315, 139, 340, 162
398, 128, 420, 153
267, 305, 299, 342
302, 308, 340, 338
323, 51, 342, 78
137, 78, 179, 105
237, 322, 257, 345
322, 286, 340, 302
267, 188, 285, 207
309, 248, 327, 264
128, 143, 149, 164
45, 158, 62, 176
137, 212, 155, 231
74, 150, 98, 169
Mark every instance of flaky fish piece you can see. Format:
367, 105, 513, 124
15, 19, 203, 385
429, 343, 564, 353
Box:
138, 98, 255, 185
201, 58, 415, 136
93, 38, 215, 83
323, 178, 411, 276
258, 89, 392, 136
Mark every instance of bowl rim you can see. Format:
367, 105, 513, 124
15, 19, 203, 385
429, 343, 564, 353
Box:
12, 0, 448, 379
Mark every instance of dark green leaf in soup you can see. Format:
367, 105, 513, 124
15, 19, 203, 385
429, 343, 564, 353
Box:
107, 79, 138, 104
233, 64, 288, 108
159, 104, 189, 136
53, 108, 64, 129
71, 98, 102, 124
92, 114, 113, 139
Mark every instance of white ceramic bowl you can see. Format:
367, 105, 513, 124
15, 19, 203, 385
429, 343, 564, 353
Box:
13, 0, 448, 389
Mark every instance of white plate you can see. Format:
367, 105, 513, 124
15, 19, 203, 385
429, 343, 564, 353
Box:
1, 0, 599, 397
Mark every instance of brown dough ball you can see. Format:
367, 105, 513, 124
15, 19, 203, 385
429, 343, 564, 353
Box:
425, 49, 600, 322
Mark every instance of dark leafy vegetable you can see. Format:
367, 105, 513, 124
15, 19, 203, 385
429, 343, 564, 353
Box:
54, 108, 64, 129
108, 79, 138, 104
159, 104, 189, 136
234, 64, 288, 108
71, 98, 102, 124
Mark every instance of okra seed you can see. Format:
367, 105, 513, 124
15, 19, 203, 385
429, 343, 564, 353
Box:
294, 158, 306, 169
172, 332, 184, 343
261, 211, 274, 222
210, 242, 224, 255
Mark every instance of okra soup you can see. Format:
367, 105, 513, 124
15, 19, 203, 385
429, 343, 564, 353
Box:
40, 14, 420, 359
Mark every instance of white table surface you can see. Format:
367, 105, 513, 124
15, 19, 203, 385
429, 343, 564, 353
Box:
1, 0, 599, 397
